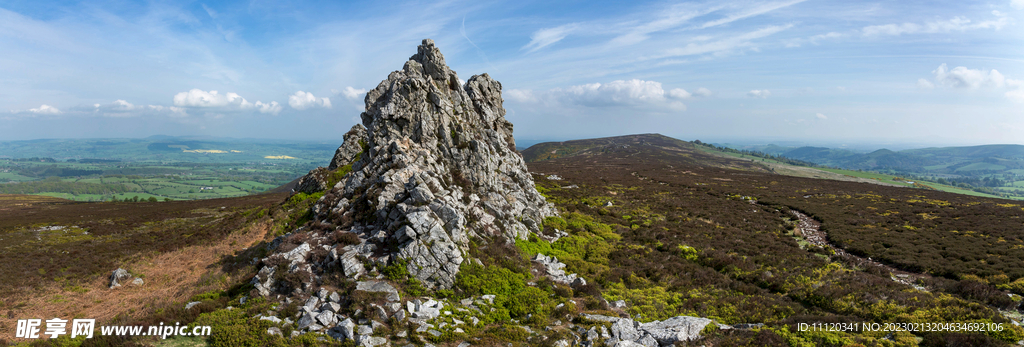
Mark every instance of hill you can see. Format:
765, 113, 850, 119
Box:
731, 143, 1024, 198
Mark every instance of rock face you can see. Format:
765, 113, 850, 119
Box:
253, 38, 554, 299
296, 124, 368, 194
329, 125, 368, 171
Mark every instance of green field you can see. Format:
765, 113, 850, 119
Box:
0, 137, 334, 201
815, 167, 1018, 199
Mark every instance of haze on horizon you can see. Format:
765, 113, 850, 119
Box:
1, 0, 1022, 148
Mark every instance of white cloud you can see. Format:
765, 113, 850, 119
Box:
255, 101, 282, 115
340, 87, 367, 100
507, 79, 690, 111
29, 104, 61, 115
173, 89, 249, 108
931, 63, 1005, 89
747, 89, 771, 98
815, 112, 827, 120
171, 89, 281, 114
522, 23, 579, 53
668, 88, 692, 99
693, 87, 713, 97
862, 15, 1010, 36
921, 64, 1024, 102
288, 91, 332, 110
1013, 0, 1024, 10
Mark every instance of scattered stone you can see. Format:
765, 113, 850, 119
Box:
130, 277, 144, 286
184, 301, 201, 310
267, 327, 283, 336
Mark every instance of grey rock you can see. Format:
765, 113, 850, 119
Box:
321, 302, 341, 313
304, 296, 321, 311
458, 342, 470, 347
109, 268, 132, 289
260, 316, 283, 324
298, 313, 316, 330
636, 333, 658, 347
611, 319, 640, 342
283, 243, 312, 265
428, 329, 442, 337
337, 318, 356, 340
329, 291, 342, 303
357, 325, 373, 335
359, 336, 388, 347
356, 280, 400, 302
732, 323, 765, 330
317, 310, 338, 326
184, 301, 201, 310
267, 327, 283, 336
297, 125, 368, 194
613, 341, 645, 347
330, 125, 369, 171
251, 266, 276, 297
639, 316, 712, 344
612, 300, 627, 309
581, 313, 620, 323
131, 277, 144, 286
533, 253, 585, 286
296, 167, 332, 194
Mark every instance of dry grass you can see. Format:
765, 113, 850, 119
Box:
0, 219, 271, 341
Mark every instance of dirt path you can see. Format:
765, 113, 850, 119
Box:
790, 210, 928, 291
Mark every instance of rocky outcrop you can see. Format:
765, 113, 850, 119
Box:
296, 124, 369, 194
581, 314, 713, 346
281, 38, 553, 291
254, 38, 553, 298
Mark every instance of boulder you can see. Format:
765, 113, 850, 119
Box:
639, 316, 712, 344
109, 268, 132, 289
355, 280, 400, 302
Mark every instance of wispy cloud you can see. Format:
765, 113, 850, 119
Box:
699, 0, 807, 29
522, 23, 579, 53
862, 13, 1010, 36
654, 24, 794, 59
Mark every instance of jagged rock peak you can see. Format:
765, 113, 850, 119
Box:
289, 38, 555, 290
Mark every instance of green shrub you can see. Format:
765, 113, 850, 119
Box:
455, 262, 526, 298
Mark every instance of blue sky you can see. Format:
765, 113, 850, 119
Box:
1, 0, 1022, 147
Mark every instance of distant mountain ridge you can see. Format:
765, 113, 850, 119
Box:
733, 143, 1024, 176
